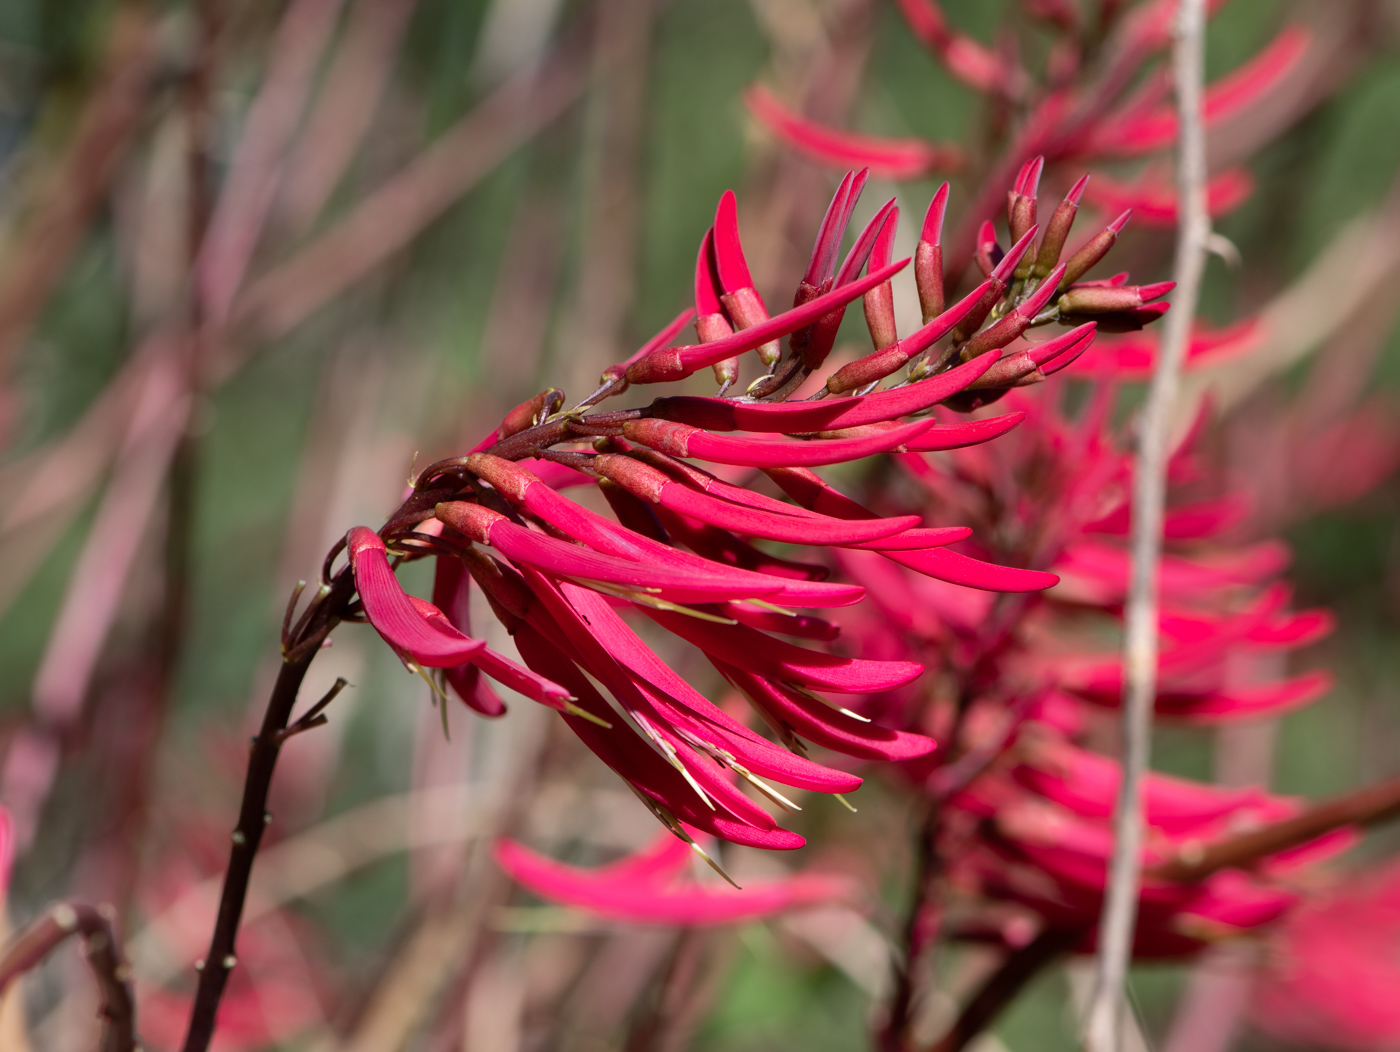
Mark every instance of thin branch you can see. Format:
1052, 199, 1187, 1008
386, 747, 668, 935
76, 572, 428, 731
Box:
1151, 769, 1400, 883
880, 807, 943, 1052
1084, 3, 1211, 1051
276, 677, 350, 743
924, 926, 1083, 1052
0, 902, 136, 1052
178, 570, 356, 1052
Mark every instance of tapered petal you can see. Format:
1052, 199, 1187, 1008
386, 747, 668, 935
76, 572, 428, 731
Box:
719, 661, 937, 761
621, 416, 940, 468
746, 84, 964, 178
902, 413, 1026, 452
435, 501, 789, 603
646, 609, 924, 694
512, 620, 805, 850
347, 527, 486, 667
885, 547, 1059, 592
625, 260, 908, 383
593, 453, 919, 544
496, 834, 855, 924
651, 353, 998, 434
470, 645, 574, 712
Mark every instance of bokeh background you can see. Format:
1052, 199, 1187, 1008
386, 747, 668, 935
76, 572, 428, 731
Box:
0, 0, 1399, 1048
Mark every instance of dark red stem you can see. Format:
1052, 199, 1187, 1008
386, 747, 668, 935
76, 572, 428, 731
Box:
178, 568, 355, 1052
0, 901, 137, 1052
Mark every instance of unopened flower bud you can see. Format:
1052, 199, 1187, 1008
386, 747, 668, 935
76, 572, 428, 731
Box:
951, 225, 1038, 345
500, 389, 565, 440
975, 220, 1002, 277
862, 207, 900, 350
1059, 209, 1131, 288
714, 190, 781, 368
1008, 157, 1043, 272
959, 263, 1066, 360
916, 184, 949, 323
1058, 280, 1173, 315
1031, 173, 1088, 278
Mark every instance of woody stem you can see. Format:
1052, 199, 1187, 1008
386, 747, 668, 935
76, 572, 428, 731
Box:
179, 568, 355, 1052
881, 805, 944, 1052
924, 927, 1084, 1052
1086, 1, 1210, 1048
0, 901, 136, 1052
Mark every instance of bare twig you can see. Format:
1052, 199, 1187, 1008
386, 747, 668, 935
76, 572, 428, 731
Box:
0, 902, 136, 1052
925, 927, 1083, 1052
178, 572, 356, 1052
1084, 3, 1210, 1051
276, 677, 350, 743
1151, 770, 1400, 883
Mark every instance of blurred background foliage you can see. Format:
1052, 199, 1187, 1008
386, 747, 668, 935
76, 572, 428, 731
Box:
0, 0, 1398, 1049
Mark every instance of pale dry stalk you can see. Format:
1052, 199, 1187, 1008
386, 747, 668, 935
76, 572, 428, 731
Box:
1084, 1, 1211, 1050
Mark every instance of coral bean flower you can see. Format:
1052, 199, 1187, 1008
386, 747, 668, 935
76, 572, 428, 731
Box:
496, 831, 858, 925
336, 164, 1164, 856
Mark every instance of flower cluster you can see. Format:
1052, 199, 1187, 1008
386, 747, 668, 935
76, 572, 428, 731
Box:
747, 0, 1310, 266
341, 160, 1162, 864
832, 375, 1352, 963
1252, 859, 1400, 1051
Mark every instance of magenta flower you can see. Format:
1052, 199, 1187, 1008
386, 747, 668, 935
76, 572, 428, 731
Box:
744, 84, 966, 180
1252, 860, 1400, 1051
746, 1, 1311, 265
334, 162, 1164, 857
495, 831, 857, 925
346, 527, 485, 668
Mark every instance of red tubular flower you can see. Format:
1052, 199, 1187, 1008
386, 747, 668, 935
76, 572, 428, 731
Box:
1084, 25, 1311, 158
890, 0, 1019, 95
828, 363, 1349, 958
1252, 860, 1400, 1051
495, 831, 857, 924
622, 260, 905, 384
346, 527, 485, 668
749, 2, 1315, 273
431, 554, 505, 716
343, 166, 1164, 860
712, 190, 780, 370
745, 84, 965, 179
916, 183, 950, 322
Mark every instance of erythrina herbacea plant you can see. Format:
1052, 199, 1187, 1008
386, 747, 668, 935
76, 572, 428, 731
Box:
171, 154, 1400, 1052
175, 160, 1160, 1051
8, 4, 1400, 1052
